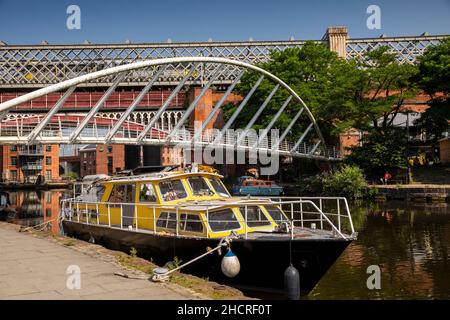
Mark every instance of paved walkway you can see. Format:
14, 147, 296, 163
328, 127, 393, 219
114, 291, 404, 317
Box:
0, 224, 198, 300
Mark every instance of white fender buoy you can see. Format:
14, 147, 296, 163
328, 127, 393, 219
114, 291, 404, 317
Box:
221, 249, 240, 278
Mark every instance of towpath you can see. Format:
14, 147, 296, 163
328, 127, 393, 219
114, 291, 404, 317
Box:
0, 222, 200, 300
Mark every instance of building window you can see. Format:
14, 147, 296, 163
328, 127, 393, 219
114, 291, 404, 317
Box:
46, 192, 52, 204
10, 145, 17, 152
83, 161, 87, 172
46, 208, 52, 217
46, 157, 51, 165
10, 156, 17, 166
83, 153, 87, 158
46, 145, 51, 152
45, 170, 52, 181
107, 156, 113, 175
10, 170, 17, 182
107, 146, 113, 153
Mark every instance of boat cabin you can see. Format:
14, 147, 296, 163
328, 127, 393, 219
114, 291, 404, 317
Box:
78, 171, 289, 239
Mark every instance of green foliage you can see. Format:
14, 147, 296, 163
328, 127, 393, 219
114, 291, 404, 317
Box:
417, 37, 450, 96
321, 165, 367, 199
353, 46, 419, 133
414, 37, 450, 141
346, 129, 408, 171
296, 165, 368, 199
225, 42, 363, 141
413, 99, 450, 142
129, 247, 137, 258
166, 256, 183, 270
63, 171, 78, 180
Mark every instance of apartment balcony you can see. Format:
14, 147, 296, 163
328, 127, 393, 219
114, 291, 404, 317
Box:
21, 162, 43, 170
18, 146, 44, 156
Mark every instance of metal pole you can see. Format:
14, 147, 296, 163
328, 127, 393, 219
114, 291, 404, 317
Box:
137, 64, 199, 141
213, 75, 264, 144
190, 71, 244, 143
105, 66, 168, 142
166, 65, 223, 141
108, 204, 111, 227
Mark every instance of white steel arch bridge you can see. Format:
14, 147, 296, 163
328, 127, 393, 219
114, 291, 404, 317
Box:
0, 57, 340, 161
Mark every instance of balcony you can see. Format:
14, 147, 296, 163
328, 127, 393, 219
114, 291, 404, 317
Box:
21, 162, 43, 170
18, 146, 44, 156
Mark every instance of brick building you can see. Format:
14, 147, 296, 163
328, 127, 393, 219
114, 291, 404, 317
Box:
79, 144, 125, 176
0, 144, 59, 183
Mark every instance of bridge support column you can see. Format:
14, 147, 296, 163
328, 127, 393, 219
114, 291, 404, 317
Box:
323, 26, 348, 59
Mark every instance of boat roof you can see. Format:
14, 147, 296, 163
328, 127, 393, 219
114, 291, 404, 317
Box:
104, 170, 224, 184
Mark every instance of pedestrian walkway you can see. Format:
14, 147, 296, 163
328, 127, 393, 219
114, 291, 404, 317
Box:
0, 223, 199, 300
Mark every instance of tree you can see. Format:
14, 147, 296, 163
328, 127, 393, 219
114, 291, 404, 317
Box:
346, 128, 408, 171
414, 37, 450, 141
224, 41, 363, 142
352, 46, 419, 135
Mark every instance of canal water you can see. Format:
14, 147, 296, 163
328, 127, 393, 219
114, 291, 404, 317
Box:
1, 190, 449, 299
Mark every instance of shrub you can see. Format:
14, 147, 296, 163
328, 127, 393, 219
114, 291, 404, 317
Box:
321, 165, 367, 199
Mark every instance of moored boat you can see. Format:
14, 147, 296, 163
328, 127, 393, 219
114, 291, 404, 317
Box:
60, 165, 357, 297
232, 176, 284, 196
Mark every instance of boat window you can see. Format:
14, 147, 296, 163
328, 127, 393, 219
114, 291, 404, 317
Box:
208, 178, 230, 197
241, 206, 272, 227
265, 205, 289, 223
187, 177, 214, 196
159, 179, 187, 202
208, 209, 240, 232
156, 211, 176, 230
139, 183, 156, 202
95, 185, 106, 200
108, 184, 134, 203
179, 213, 203, 233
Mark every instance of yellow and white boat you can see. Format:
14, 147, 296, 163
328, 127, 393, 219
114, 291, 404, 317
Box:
61, 165, 356, 296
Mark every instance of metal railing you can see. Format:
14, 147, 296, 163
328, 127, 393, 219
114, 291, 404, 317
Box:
60, 196, 355, 240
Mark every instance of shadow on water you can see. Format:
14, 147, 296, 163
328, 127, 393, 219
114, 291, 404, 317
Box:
2, 190, 450, 299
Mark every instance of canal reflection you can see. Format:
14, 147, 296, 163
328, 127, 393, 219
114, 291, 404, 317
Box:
310, 200, 450, 299
0, 190, 63, 235
1, 190, 449, 299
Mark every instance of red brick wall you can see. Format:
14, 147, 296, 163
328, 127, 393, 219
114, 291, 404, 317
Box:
95, 144, 124, 175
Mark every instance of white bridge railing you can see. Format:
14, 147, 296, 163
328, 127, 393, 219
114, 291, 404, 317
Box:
60, 196, 355, 240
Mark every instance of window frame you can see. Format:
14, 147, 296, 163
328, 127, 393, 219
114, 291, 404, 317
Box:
207, 178, 230, 197
157, 179, 188, 202
240, 205, 272, 228
186, 176, 214, 197
207, 208, 242, 233
139, 182, 157, 203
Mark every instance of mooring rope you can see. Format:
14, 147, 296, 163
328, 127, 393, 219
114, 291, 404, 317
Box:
20, 215, 63, 232
151, 237, 232, 282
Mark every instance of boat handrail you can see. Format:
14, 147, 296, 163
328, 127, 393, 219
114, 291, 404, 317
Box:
60, 196, 355, 240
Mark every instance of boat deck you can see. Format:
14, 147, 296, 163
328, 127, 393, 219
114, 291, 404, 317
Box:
242, 227, 344, 241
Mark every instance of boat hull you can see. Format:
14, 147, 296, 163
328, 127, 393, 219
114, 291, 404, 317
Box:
62, 220, 351, 297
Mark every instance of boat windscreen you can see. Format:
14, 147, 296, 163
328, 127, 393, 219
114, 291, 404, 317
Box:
264, 205, 289, 223
208, 178, 230, 197
240, 206, 272, 227
208, 209, 241, 232
139, 183, 157, 202
187, 176, 214, 196
159, 179, 187, 202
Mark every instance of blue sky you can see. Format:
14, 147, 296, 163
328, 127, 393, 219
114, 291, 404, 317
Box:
0, 0, 449, 44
